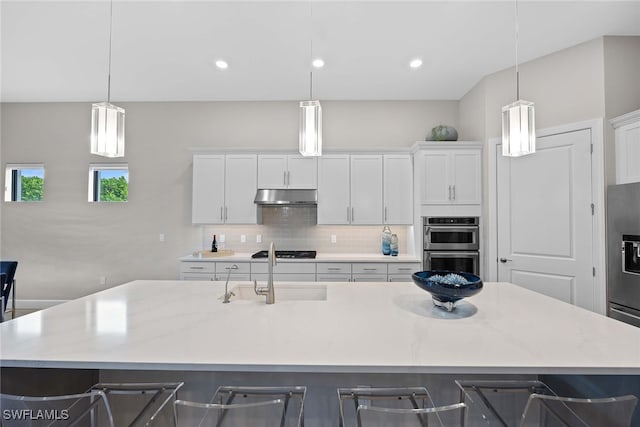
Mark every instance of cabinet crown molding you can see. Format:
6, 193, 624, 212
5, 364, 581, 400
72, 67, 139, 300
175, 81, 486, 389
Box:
610, 109, 640, 128
411, 141, 483, 153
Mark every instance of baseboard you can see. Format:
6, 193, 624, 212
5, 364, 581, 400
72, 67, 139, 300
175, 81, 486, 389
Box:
12, 299, 67, 310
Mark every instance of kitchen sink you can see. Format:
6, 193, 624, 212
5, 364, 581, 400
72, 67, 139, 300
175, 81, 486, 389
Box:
224, 283, 327, 302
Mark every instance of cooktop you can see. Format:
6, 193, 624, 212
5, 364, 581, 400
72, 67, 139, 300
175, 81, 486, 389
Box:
251, 250, 317, 259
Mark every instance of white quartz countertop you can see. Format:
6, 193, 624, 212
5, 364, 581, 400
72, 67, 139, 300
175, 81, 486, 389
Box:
2, 280, 640, 374
179, 253, 422, 263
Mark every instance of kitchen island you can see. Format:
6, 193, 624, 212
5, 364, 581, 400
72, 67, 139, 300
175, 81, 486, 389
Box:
2, 280, 640, 424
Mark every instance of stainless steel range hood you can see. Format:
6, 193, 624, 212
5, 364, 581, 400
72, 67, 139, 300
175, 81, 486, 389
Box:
254, 189, 317, 225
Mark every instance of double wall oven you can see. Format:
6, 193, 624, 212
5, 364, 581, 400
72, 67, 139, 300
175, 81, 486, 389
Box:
423, 216, 480, 275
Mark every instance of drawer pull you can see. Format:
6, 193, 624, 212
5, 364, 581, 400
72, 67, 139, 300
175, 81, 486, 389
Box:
397, 268, 412, 271
363, 268, 378, 271
327, 268, 341, 271
190, 266, 205, 270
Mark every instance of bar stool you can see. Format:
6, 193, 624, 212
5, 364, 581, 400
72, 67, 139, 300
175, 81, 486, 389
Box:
90, 382, 184, 427
0, 389, 114, 426
521, 393, 638, 427
174, 385, 306, 427
337, 386, 466, 427
456, 379, 639, 427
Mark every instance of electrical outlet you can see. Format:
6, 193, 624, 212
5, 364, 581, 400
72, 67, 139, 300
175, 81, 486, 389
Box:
99, 276, 107, 286
256, 234, 262, 243
159, 233, 165, 242
219, 234, 226, 243
331, 234, 337, 243
240, 234, 246, 243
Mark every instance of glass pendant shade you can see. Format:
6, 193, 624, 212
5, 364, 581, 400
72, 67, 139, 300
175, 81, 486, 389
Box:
502, 99, 535, 157
91, 102, 125, 158
299, 100, 322, 157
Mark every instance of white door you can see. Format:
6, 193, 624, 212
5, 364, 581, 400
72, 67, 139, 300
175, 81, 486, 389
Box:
318, 155, 350, 224
192, 155, 225, 224
383, 154, 413, 224
350, 155, 383, 224
225, 154, 257, 224
497, 129, 595, 310
286, 155, 317, 189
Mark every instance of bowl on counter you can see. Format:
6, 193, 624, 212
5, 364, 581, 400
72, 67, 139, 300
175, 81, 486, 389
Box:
412, 270, 483, 312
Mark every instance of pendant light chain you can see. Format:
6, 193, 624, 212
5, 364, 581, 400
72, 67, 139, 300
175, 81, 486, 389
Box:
515, 0, 519, 100
309, 0, 314, 101
107, 0, 114, 103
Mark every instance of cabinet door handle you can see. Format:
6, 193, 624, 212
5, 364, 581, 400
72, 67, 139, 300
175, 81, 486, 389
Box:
499, 258, 512, 263
225, 206, 228, 221
384, 206, 388, 222
448, 185, 452, 200
352, 207, 355, 222
287, 171, 291, 186
452, 185, 456, 200
347, 207, 350, 222
220, 207, 224, 221
283, 171, 287, 186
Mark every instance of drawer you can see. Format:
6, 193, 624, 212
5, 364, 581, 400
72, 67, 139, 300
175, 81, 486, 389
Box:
180, 273, 215, 281
352, 263, 387, 275
317, 263, 351, 275
252, 262, 316, 274
217, 262, 250, 274
388, 263, 421, 275
317, 274, 351, 282
180, 262, 215, 274
388, 274, 413, 283
253, 273, 316, 282
352, 274, 388, 282
220, 273, 251, 282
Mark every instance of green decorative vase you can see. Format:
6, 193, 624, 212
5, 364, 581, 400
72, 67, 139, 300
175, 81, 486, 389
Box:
426, 125, 458, 141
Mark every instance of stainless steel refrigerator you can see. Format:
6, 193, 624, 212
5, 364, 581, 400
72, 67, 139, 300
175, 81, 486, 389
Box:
607, 182, 640, 327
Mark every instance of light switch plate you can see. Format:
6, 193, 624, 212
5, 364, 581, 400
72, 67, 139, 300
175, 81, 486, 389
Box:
240, 234, 246, 243
331, 234, 337, 243
256, 234, 262, 243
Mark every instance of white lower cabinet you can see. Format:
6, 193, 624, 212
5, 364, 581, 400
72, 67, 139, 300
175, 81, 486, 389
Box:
180, 260, 420, 282
388, 262, 422, 282
180, 262, 215, 280
252, 262, 316, 282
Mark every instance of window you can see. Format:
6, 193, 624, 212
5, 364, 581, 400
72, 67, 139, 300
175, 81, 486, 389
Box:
88, 164, 129, 202
4, 164, 45, 202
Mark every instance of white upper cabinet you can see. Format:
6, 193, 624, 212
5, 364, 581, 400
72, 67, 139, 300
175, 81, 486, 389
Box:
417, 144, 481, 205
350, 155, 383, 224
611, 109, 640, 184
318, 155, 351, 224
225, 154, 258, 224
192, 154, 257, 224
258, 154, 317, 189
383, 154, 413, 224
192, 154, 225, 224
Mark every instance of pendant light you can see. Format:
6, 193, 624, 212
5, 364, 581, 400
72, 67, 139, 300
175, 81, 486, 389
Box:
299, 0, 322, 157
502, 0, 535, 157
91, 0, 125, 158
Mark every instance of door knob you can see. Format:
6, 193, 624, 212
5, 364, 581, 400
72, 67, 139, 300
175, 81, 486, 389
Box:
499, 258, 512, 263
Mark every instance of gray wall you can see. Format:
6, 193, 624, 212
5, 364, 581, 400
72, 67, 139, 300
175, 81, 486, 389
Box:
0, 100, 457, 303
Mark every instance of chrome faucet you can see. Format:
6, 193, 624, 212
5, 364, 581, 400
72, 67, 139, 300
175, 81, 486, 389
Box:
254, 241, 276, 304
222, 264, 239, 303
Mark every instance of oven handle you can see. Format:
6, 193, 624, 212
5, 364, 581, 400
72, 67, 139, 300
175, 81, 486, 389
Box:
425, 226, 479, 232
425, 251, 479, 258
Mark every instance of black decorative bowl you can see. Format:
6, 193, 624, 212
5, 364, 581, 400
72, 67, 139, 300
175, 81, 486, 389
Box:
412, 270, 483, 311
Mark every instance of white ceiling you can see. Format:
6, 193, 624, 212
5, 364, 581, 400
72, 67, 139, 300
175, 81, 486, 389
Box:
2, 0, 639, 102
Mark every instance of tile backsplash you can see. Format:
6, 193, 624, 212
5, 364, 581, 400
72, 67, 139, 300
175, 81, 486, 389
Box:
198, 225, 414, 256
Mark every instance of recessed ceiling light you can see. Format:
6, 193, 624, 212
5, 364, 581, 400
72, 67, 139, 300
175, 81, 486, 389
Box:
409, 58, 423, 69
215, 60, 228, 70
312, 58, 325, 68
